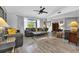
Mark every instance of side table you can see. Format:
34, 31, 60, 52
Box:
0, 37, 16, 53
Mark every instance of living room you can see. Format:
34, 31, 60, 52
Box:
0, 6, 79, 53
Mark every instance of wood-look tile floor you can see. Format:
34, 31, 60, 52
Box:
15, 33, 79, 53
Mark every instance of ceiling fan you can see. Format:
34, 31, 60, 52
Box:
33, 6, 48, 14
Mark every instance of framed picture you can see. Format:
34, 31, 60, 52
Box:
0, 6, 7, 21
0, 7, 4, 18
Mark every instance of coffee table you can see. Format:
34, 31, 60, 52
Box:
33, 31, 47, 36
32, 31, 47, 40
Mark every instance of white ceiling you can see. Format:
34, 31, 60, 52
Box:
50, 10, 79, 19
4, 6, 65, 18
3, 6, 79, 19
49, 6, 79, 18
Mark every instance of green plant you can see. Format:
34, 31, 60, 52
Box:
27, 22, 34, 28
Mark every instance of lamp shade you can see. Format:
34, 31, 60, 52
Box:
70, 21, 78, 27
0, 17, 9, 27
71, 27, 78, 32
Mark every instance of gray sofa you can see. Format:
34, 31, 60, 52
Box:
15, 33, 23, 48
25, 28, 48, 37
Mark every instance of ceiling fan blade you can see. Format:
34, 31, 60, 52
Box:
41, 8, 45, 11
43, 11, 48, 14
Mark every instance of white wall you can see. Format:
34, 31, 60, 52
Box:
17, 16, 24, 34
40, 19, 47, 28
7, 13, 18, 29
40, 19, 44, 28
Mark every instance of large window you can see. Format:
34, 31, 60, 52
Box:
24, 17, 40, 30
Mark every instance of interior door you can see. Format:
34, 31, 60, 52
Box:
52, 23, 59, 31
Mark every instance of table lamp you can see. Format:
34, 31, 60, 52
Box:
70, 21, 78, 27
0, 17, 9, 40
0, 17, 9, 27
69, 21, 78, 32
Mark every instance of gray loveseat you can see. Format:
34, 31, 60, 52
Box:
15, 33, 23, 48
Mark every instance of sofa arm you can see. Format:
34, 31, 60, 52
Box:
15, 33, 23, 48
